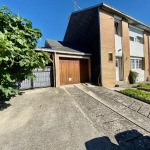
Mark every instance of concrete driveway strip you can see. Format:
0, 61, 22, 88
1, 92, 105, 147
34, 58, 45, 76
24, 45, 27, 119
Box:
63, 84, 150, 149
75, 84, 150, 133
0, 88, 102, 150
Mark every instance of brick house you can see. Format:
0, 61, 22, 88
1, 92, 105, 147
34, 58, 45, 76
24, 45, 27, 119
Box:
36, 3, 150, 88
63, 3, 150, 87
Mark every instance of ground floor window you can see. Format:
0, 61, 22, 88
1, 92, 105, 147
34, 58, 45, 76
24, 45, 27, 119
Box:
130, 58, 142, 69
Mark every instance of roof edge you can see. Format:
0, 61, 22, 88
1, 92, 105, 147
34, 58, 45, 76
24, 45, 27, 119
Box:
35, 48, 92, 56
70, 2, 150, 32
71, 3, 103, 14
101, 3, 150, 31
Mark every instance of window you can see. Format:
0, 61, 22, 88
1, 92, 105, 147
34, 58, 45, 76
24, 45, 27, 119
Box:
114, 19, 121, 36
130, 59, 142, 69
108, 53, 113, 61
136, 36, 143, 44
130, 36, 134, 42
115, 22, 120, 35
131, 59, 135, 69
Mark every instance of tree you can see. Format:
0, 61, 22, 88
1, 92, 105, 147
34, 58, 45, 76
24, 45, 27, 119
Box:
0, 6, 50, 98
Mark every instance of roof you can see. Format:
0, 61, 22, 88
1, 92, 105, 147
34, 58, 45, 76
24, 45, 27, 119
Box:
35, 40, 91, 56
72, 3, 150, 32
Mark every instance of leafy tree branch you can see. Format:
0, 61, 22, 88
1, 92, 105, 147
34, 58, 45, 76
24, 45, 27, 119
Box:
0, 6, 50, 98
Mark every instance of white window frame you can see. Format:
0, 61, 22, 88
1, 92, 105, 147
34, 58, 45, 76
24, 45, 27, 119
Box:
130, 58, 142, 70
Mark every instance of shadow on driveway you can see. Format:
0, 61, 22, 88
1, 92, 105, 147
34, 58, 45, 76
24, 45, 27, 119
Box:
0, 91, 25, 111
85, 129, 150, 150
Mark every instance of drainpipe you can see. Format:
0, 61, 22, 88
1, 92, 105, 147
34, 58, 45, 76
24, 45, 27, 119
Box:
54, 52, 57, 87
148, 35, 150, 76
98, 7, 102, 85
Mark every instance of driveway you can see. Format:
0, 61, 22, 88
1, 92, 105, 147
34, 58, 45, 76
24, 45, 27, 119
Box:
0, 85, 150, 150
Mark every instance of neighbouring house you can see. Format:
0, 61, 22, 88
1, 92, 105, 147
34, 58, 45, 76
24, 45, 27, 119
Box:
21, 3, 150, 89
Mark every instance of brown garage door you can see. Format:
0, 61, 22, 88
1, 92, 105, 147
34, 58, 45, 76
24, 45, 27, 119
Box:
59, 58, 89, 85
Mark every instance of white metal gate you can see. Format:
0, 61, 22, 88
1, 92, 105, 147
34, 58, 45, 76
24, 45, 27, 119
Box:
19, 66, 53, 90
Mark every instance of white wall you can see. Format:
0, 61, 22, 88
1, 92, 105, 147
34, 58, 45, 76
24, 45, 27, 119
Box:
129, 27, 144, 57
115, 35, 122, 56
114, 18, 122, 57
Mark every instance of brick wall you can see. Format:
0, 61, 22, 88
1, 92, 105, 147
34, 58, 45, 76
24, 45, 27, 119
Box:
143, 33, 149, 80
121, 20, 130, 82
100, 10, 116, 87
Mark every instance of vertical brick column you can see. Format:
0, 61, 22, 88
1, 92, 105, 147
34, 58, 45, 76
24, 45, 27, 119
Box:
100, 10, 116, 87
122, 20, 130, 82
143, 33, 149, 80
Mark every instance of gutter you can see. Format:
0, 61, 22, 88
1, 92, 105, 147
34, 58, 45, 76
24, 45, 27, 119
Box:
35, 48, 92, 56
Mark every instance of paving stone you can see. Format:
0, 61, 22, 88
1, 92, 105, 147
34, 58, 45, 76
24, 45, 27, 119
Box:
82, 84, 150, 119
129, 101, 142, 112
138, 104, 150, 117
121, 99, 135, 107
77, 84, 150, 132
113, 97, 125, 103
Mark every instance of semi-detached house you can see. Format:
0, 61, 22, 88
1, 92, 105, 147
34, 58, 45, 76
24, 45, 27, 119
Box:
35, 3, 150, 88
63, 3, 150, 87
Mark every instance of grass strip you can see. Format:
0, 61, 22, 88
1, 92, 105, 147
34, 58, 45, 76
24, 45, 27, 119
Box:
120, 89, 150, 104
138, 83, 150, 89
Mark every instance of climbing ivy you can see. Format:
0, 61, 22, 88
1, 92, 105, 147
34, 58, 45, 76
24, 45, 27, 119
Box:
0, 6, 50, 98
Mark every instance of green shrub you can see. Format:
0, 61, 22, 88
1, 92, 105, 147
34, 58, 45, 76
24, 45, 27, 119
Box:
129, 70, 139, 80
138, 83, 150, 89
120, 89, 150, 101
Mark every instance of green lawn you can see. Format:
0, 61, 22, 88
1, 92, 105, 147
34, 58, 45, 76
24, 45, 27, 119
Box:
120, 89, 150, 102
138, 83, 150, 88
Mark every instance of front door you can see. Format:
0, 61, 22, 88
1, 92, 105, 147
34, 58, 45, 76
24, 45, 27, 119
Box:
116, 58, 120, 81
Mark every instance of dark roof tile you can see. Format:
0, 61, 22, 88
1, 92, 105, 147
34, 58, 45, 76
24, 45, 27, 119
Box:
45, 39, 89, 54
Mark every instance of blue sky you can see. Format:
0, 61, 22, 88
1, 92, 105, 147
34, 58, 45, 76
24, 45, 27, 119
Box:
0, 0, 150, 46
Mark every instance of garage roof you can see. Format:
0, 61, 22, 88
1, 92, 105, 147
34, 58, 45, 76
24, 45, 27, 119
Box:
36, 40, 91, 56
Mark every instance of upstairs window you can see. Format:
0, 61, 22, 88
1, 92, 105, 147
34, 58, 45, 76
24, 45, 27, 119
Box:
114, 19, 121, 36
115, 22, 120, 35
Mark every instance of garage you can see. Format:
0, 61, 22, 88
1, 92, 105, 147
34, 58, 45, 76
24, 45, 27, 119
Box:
59, 58, 89, 85
36, 40, 91, 87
